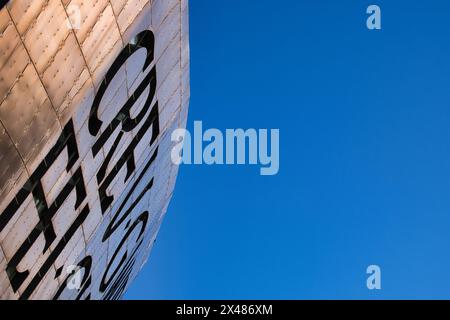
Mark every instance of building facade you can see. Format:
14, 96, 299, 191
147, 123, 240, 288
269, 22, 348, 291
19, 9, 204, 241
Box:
0, 0, 189, 299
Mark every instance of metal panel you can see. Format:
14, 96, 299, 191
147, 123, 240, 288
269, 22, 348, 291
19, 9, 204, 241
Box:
0, 0, 190, 300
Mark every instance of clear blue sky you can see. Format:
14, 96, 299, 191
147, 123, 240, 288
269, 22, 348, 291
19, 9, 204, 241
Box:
126, 0, 450, 299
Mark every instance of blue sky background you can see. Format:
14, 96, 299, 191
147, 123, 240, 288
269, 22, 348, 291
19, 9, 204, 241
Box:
126, 0, 450, 299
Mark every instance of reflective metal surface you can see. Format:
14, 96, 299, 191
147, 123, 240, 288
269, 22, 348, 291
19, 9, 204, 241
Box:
0, 0, 189, 299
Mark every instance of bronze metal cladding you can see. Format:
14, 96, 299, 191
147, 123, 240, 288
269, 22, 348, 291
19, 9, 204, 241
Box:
0, 0, 190, 300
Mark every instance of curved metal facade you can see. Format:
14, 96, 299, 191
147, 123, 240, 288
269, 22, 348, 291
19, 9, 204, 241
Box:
0, 0, 189, 299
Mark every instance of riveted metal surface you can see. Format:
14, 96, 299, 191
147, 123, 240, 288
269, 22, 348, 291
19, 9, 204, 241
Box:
0, 0, 190, 300
0, 65, 61, 164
